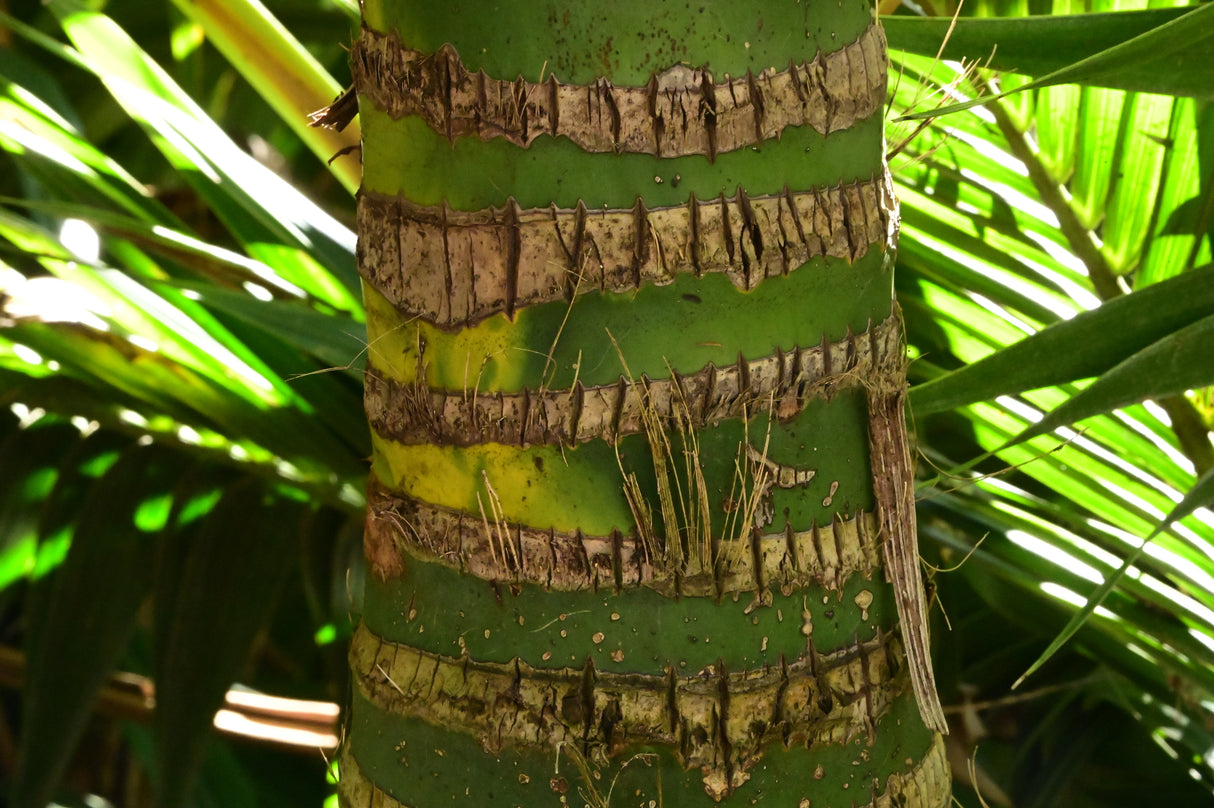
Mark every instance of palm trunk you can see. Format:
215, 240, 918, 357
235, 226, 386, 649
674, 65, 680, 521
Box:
341, 1, 950, 805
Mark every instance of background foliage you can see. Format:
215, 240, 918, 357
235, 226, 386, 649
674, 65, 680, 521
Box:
0, 0, 1212, 806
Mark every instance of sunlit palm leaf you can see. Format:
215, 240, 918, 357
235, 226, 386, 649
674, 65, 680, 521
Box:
889, 0, 1214, 800
1, 3, 365, 805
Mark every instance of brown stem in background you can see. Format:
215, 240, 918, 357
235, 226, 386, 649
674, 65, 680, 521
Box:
1159, 397, 1214, 476
0, 644, 338, 754
0, 694, 17, 780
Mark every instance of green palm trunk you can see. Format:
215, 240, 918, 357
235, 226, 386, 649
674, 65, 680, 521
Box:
341, 1, 949, 805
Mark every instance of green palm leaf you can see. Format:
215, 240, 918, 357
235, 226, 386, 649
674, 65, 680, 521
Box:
1, 2, 364, 804
888, 0, 1214, 800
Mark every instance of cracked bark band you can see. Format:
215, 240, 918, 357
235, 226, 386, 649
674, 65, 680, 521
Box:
353, 22, 887, 158
358, 172, 896, 328
351, 621, 900, 798
368, 313, 901, 448
365, 478, 882, 595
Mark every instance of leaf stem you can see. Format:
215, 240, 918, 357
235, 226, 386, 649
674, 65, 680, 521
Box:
986, 99, 1122, 301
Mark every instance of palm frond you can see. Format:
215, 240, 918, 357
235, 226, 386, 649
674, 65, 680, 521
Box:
887, 1, 1214, 802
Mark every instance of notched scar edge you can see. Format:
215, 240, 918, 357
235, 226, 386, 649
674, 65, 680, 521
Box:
366, 314, 903, 447
356, 171, 898, 330
351, 21, 888, 158
363, 478, 884, 597
350, 620, 903, 798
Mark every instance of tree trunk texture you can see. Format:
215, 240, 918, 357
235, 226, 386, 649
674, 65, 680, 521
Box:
341, 1, 950, 805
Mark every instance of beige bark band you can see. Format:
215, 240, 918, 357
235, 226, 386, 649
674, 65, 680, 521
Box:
350, 621, 900, 798
366, 313, 902, 447
365, 478, 883, 595
352, 22, 887, 158
357, 172, 896, 328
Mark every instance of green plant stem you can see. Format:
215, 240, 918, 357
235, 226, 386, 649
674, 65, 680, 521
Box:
168, 0, 362, 195
987, 100, 1122, 301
